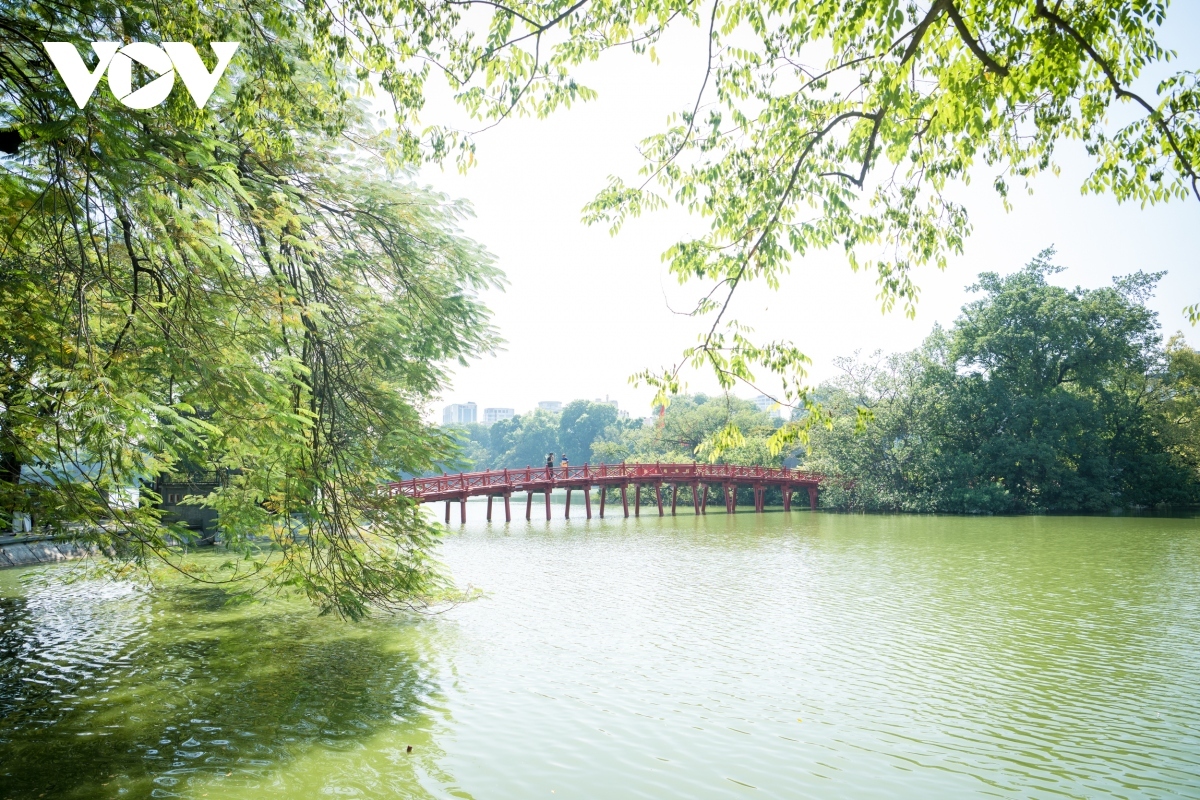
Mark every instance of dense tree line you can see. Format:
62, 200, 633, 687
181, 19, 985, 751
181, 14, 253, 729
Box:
806, 253, 1200, 513
450, 396, 784, 471
453, 254, 1200, 516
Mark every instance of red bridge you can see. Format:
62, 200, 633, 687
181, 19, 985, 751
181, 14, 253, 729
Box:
388, 462, 823, 523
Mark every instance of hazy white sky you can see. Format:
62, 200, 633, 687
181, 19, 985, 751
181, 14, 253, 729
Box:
418, 7, 1200, 421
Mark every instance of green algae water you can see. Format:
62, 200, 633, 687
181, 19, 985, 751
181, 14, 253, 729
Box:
3, 513, 1200, 799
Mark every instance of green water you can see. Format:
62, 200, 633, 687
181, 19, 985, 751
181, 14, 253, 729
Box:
2, 512, 1200, 799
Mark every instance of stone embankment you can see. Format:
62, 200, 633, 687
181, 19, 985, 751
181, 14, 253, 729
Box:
0, 537, 100, 568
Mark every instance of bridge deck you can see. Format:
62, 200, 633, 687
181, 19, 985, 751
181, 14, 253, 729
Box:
388, 463, 823, 522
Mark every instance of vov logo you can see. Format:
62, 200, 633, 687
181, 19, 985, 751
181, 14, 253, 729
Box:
44, 42, 240, 110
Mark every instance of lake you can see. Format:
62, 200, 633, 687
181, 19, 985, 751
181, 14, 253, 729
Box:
2, 512, 1199, 798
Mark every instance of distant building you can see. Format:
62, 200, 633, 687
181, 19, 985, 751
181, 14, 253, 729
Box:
443, 402, 478, 424
483, 407, 515, 425
754, 394, 783, 420
593, 395, 629, 419
538, 401, 562, 413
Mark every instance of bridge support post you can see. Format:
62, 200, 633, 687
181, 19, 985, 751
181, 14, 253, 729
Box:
526, 491, 533, 521
782, 485, 791, 512
808, 485, 818, 510
634, 484, 641, 517
621, 485, 629, 518
461, 495, 468, 523
487, 495, 493, 521
599, 487, 606, 518
701, 484, 708, 514
445, 500, 451, 523
656, 484, 664, 516
670, 484, 678, 516
565, 488, 572, 520
545, 489, 552, 521
504, 492, 512, 523
691, 482, 700, 515
585, 487, 592, 519
725, 484, 737, 514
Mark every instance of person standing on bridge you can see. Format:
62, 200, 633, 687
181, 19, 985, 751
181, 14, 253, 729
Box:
560, 453, 569, 477
546, 453, 554, 477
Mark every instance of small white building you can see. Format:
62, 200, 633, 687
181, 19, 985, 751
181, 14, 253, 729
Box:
443, 402, 478, 424
537, 401, 563, 413
483, 407, 515, 425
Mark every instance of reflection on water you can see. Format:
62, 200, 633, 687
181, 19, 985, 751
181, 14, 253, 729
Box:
0, 576, 450, 799
2, 514, 1200, 799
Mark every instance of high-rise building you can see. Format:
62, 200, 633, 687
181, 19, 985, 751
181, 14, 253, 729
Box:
442, 402, 477, 424
483, 407, 515, 425
537, 400, 562, 413
754, 394, 783, 419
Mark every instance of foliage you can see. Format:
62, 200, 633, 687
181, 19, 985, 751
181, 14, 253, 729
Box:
11, 0, 1185, 460
558, 399, 619, 464
240, 0, 1197, 452
447, 394, 783, 470
451, 401, 625, 470
590, 393, 784, 466
4, 0, 1198, 610
806, 252, 1200, 512
487, 408, 562, 468
0, 0, 500, 617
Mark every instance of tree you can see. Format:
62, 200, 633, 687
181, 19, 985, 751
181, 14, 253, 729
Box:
203, 0, 1197, 453
490, 410, 561, 468
807, 252, 1199, 512
589, 393, 783, 465
558, 400, 618, 464
0, 1, 500, 617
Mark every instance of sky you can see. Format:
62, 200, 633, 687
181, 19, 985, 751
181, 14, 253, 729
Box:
417, 7, 1200, 421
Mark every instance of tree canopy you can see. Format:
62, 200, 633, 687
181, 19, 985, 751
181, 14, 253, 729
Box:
807, 251, 1200, 512
0, 0, 500, 616
199, 0, 1197, 452
451, 395, 784, 471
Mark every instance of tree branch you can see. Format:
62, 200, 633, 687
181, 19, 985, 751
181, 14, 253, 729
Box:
1034, 0, 1199, 202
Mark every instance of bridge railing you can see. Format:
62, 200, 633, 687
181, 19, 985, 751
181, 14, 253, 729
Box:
388, 462, 823, 500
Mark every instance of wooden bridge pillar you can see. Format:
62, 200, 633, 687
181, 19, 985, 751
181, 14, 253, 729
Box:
565, 488, 572, 520
655, 484, 664, 516
808, 485, 818, 510
504, 492, 512, 523
782, 484, 791, 512
460, 495, 468, 523
725, 484, 737, 514
585, 487, 592, 519
621, 485, 629, 518
445, 500, 451, 523
634, 484, 641, 517
526, 490, 533, 521
487, 495, 493, 521
599, 487, 606, 518
670, 484, 678, 516
690, 482, 700, 515
701, 484, 709, 514
545, 489, 552, 521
